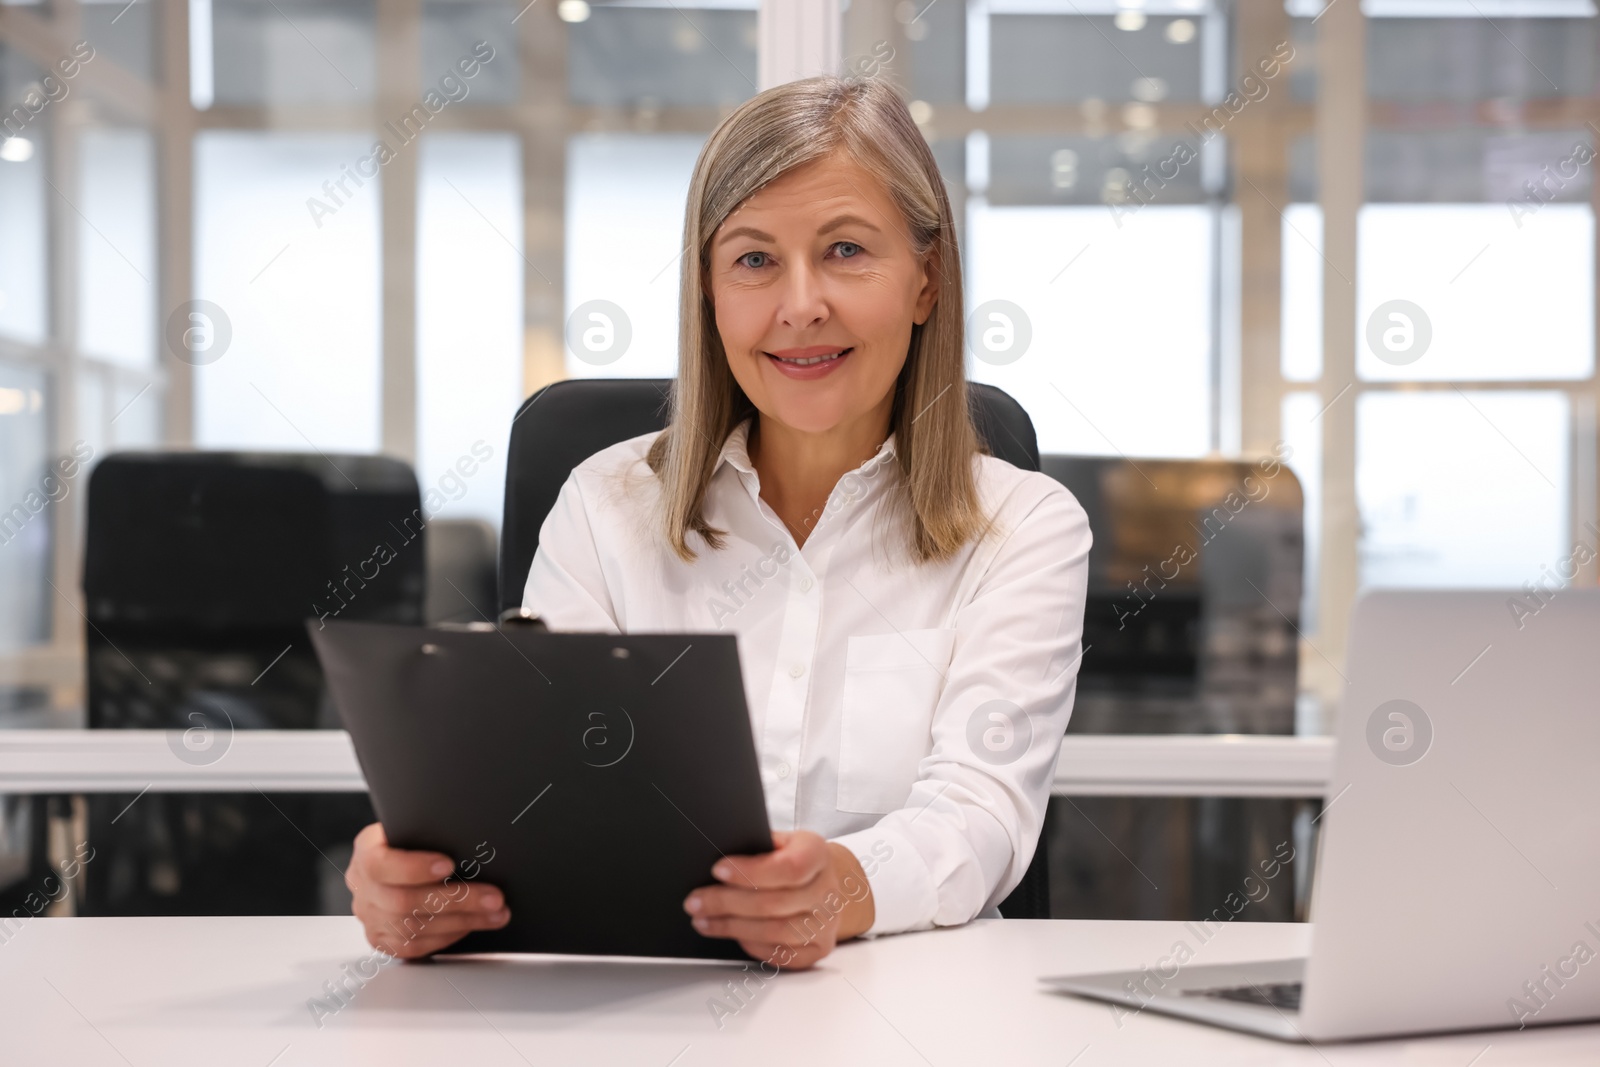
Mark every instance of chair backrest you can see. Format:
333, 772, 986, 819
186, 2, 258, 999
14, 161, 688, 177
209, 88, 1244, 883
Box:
81, 451, 417, 917
497, 376, 1050, 918
1040, 454, 1303, 735
497, 377, 1040, 613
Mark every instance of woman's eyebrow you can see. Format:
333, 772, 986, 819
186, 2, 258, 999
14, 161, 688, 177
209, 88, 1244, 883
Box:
818, 213, 882, 236
716, 225, 774, 246
715, 214, 884, 247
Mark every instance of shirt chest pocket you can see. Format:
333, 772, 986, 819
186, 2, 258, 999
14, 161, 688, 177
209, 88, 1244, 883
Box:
836, 627, 958, 814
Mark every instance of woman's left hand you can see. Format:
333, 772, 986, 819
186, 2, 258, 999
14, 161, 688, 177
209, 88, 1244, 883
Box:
683, 830, 874, 970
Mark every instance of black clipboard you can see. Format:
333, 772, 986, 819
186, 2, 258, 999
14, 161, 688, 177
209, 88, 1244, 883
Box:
308, 618, 772, 961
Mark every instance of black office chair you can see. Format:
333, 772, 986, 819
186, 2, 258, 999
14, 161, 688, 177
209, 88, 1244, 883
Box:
498, 378, 1052, 920
80, 452, 421, 916
1042, 456, 1306, 922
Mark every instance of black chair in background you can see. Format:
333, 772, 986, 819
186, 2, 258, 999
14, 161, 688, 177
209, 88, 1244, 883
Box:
81, 452, 424, 915
1042, 455, 1307, 922
424, 518, 499, 625
498, 378, 1053, 920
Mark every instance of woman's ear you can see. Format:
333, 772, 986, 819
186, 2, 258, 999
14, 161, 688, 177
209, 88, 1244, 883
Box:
911, 241, 940, 326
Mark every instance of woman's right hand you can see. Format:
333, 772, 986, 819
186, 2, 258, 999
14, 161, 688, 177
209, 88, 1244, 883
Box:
346, 822, 511, 959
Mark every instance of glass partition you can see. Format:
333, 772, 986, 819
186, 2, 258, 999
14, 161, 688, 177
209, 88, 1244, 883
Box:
1, 0, 1597, 928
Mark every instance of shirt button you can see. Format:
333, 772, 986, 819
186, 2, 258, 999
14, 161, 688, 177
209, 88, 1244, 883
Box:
776, 762, 792, 779
788, 663, 805, 679
799, 577, 814, 593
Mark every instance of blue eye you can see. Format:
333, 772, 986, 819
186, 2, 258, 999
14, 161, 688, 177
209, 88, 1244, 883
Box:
835, 242, 861, 258
738, 251, 769, 269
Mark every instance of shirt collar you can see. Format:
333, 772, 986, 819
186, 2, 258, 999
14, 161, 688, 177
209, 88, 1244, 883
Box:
712, 417, 898, 479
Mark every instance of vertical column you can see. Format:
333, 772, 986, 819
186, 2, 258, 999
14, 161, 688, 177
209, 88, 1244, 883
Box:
1234, 0, 1289, 459
158, 0, 194, 448
1313, 0, 1364, 706
377, 0, 421, 463
519, 2, 566, 397
48, 0, 84, 649
1582, 117, 1600, 586
759, 0, 841, 90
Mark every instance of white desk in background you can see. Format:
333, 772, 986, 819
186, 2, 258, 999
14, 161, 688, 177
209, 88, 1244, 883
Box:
0, 730, 1335, 798
3, 916, 1596, 1065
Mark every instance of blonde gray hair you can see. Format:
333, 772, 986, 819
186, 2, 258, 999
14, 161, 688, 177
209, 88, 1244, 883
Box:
646, 74, 988, 563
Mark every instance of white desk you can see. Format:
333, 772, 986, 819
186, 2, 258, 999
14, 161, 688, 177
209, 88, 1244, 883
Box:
3, 916, 1594, 1065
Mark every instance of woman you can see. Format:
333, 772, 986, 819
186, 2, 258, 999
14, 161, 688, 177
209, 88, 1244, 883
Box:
345, 74, 1091, 970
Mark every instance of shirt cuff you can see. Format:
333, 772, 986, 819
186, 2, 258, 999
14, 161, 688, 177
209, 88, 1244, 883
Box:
830, 822, 940, 938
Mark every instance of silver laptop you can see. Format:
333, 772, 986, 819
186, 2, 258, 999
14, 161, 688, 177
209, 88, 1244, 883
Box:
1042, 589, 1600, 1042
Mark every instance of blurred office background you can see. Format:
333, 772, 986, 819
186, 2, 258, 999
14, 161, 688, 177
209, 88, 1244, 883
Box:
0, 0, 1593, 920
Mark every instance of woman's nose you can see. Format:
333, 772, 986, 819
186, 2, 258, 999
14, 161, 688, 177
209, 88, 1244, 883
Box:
776, 261, 828, 330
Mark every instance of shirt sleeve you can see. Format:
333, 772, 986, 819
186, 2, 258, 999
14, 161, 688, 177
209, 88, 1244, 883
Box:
521, 471, 623, 633
830, 480, 1092, 936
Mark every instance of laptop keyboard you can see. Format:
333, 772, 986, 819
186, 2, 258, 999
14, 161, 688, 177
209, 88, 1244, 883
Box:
1182, 981, 1302, 1011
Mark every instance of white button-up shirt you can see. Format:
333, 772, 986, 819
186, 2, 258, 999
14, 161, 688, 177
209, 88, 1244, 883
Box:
523, 418, 1091, 935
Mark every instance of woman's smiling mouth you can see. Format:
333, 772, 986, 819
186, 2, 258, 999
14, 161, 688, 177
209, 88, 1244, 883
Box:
765, 346, 854, 378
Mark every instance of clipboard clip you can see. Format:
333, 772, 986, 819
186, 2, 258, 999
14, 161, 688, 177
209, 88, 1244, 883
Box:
497, 607, 549, 632
430, 608, 549, 635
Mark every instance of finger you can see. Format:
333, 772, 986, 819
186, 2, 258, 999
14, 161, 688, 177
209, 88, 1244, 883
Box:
774, 945, 826, 971
737, 942, 787, 968
686, 884, 819, 921
367, 925, 464, 960
383, 906, 510, 939
362, 876, 503, 914
355, 825, 388, 857
692, 912, 837, 947
364, 842, 459, 888
358, 901, 510, 942
740, 939, 827, 971
714, 834, 828, 890
354, 821, 388, 851
361, 915, 488, 955
353, 822, 458, 887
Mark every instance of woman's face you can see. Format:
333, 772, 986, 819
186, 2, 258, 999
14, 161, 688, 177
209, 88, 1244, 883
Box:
706, 150, 938, 439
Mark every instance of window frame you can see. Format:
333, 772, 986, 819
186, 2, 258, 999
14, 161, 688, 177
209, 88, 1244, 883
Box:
2, 0, 1596, 726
